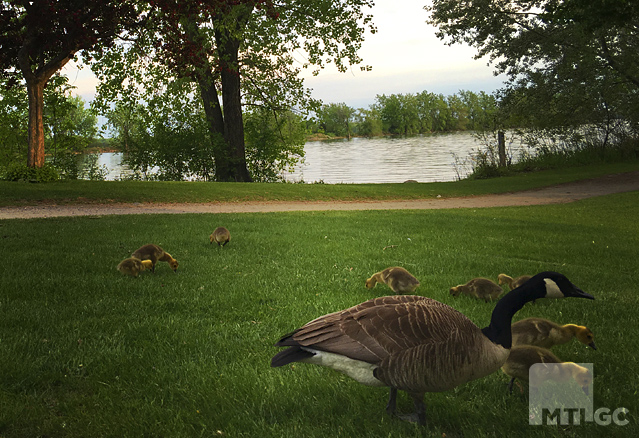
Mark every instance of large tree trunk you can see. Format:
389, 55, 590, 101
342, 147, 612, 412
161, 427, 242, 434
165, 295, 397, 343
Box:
26, 79, 47, 168
18, 42, 75, 169
215, 30, 252, 182
196, 68, 230, 180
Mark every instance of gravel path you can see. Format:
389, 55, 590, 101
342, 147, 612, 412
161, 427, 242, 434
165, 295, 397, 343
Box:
1, 171, 637, 219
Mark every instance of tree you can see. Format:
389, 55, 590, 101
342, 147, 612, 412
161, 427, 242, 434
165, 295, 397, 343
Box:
317, 103, 355, 138
244, 107, 306, 182
0, 73, 97, 176
92, 0, 375, 181
353, 107, 383, 137
45, 76, 98, 157
427, 0, 639, 136
374, 94, 420, 135
0, 0, 141, 169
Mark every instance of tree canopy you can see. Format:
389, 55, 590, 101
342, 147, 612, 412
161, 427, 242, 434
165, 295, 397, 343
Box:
91, 0, 376, 181
427, 0, 639, 140
0, 0, 141, 168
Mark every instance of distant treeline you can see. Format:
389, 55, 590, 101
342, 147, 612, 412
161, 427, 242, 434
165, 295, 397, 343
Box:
308, 90, 497, 138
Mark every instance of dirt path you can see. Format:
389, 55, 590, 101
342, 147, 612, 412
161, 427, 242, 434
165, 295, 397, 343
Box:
1, 171, 638, 219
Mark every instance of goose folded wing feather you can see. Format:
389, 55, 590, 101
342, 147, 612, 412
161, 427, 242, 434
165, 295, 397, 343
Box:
285, 295, 472, 364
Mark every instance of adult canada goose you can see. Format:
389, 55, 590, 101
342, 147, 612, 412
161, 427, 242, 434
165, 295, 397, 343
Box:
498, 273, 532, 291
117, 257, 153, 277
210, 227, 231, 246
501, 345, 593, 394
271, 271, 593, 425
131, 244, 179, 272
512, 317, 597, 350
365, 267, 420, 293
449, 277, 503, 302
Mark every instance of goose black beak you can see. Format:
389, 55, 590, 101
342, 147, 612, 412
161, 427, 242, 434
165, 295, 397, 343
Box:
589, 341, 597, 350
571, 287, 595, 300
582, 385, 589, 396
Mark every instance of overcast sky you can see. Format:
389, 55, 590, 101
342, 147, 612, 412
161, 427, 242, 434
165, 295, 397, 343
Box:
62, 0, 505, 109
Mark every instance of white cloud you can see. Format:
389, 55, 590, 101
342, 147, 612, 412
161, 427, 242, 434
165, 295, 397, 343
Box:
302, 0, 505, 107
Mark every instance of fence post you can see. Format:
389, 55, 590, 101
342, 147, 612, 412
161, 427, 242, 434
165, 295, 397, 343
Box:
498, 131, 506, 167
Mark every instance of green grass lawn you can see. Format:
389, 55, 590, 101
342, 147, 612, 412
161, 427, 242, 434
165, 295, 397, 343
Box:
1, 191, 638, 437
1, 161, 637, 206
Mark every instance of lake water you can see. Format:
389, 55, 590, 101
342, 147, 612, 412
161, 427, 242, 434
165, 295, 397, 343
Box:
96, 131, 524, 183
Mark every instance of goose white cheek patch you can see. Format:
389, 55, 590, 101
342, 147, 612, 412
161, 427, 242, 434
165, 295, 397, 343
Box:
544, 279, 563, 298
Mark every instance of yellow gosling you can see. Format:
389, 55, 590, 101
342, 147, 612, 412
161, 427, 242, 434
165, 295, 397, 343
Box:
501, 345, 593, 394
365, 267, 420, 293
117, 257, 154, 277
512, 317, 596, 350
498, 273, 532, 290
449, 278, 503, 302
132, 244, 179, 272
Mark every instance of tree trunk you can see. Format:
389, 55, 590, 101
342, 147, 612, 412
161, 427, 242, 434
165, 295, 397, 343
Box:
196, 69, 230, 180
26, 79, 47, 168
216, 31, 252, 182
18, 40, 76, 169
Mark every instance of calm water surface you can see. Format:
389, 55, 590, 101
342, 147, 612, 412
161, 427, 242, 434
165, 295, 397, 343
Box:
285, 132, 483, 183
98, 132, 508, 183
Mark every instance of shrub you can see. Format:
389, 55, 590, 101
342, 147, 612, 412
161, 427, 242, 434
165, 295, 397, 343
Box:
3, 163, 59, 182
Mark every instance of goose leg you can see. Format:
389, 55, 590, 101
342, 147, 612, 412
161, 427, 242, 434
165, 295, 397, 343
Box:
395, 392, 427, 425
508, 377, 515, 394
385, 387, 398, 415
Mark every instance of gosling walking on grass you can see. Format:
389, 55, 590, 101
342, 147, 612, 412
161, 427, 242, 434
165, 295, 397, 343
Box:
501, 344, 593, 394
450, 277, 503, 302
210, 227, 231, 247
365, 267, 420, 293
117, 257, 153, 277
132, 244, 179, 272
498, 273, 532, 290
511, 317, 597, 350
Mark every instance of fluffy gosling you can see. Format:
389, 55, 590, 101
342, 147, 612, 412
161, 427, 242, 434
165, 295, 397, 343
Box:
210, 227, 231, 246
131, 244, 179, 272
501, 345, 593, 394
512, 317, 597, 350
449, 278, 503, 302
117, 257, 153, 277
365, 267, 420, 293
498, 273, 532, 290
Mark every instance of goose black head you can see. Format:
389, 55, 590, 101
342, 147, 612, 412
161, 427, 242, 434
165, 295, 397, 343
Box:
482, 271, 593, 348
535, 271, 594, 300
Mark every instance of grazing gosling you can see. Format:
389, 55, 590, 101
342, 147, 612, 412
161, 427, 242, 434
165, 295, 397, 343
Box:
117, 257, 153, 277
498, 273, 532, 290
210, 227, 231, 246
131, 244, 179, 272
272, 271, 594, 425
450, 278, 503, 302
512, 317, 597, 350
501, 345, 593, 394
365, 267, 420, 293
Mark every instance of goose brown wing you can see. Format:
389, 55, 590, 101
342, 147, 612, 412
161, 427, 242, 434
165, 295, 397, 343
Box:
276, 295, 477, 364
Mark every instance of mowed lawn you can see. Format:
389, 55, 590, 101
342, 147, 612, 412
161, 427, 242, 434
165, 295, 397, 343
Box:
0, 191, 637, 437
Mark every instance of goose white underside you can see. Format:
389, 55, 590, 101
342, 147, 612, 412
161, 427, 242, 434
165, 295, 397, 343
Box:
300, 348, 386, 387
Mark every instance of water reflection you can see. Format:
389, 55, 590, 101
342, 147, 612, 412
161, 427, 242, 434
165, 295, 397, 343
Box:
95, 132, 510, 183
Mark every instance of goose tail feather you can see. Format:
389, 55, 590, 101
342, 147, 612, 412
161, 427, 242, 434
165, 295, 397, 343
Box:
271, 346, 315, 367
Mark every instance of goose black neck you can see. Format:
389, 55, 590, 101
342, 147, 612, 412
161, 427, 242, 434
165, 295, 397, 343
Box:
481, 284, 545, 349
